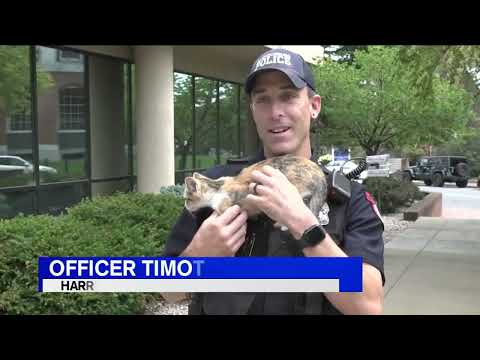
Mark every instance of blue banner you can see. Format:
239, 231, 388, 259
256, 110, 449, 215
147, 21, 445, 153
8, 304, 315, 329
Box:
38, 257, 363, 292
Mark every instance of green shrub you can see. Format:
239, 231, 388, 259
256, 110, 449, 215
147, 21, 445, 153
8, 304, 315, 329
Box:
0, 173, 34, 188
363, 177, 425, 214
68, 192, 183, 239
159, 185, 185, 197
0, 192, 184, 315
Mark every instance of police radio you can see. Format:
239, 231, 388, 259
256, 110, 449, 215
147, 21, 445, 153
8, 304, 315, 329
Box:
326, 158, 368, 204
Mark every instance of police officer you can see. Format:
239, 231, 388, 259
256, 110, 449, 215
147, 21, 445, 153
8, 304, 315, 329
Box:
163, 48, 385, 315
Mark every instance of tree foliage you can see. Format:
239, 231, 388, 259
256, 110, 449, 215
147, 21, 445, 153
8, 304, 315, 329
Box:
314, 46, 475, 155
0, 46, 53, 115
174, 73, 240, 170
398, 45, 480, 100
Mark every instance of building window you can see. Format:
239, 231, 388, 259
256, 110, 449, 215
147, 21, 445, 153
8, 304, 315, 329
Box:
59, 87, 85, 130
9, 111, 32, 131
57, 49, 81, 62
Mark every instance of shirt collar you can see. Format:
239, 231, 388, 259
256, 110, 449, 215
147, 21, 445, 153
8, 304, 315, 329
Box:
249, 148, 317, 164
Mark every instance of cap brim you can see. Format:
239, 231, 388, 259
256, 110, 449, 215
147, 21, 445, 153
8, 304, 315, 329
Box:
245, 67, 307, 94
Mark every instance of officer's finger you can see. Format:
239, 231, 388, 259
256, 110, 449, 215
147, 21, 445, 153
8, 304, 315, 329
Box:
250, 183, 273, 198
209, 211, 219, 219
204, 211, 218, 224
225, 210, 248, 235
228, 227, 247, 253
217, 205, 241, 226
245, 194, 268, 212
262, 165, 286, 181
245, 193, 263, 204
261, 165, 276, 175
226, 223, 247, 245
251, 170, 275, 188
249, 182, 270, 196
231, 235, 247, 255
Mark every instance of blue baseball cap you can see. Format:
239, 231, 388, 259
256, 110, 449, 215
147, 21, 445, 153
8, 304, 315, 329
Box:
245, 48, 316, 94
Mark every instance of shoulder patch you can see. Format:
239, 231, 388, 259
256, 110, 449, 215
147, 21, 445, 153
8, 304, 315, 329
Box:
364, 191, 383, 223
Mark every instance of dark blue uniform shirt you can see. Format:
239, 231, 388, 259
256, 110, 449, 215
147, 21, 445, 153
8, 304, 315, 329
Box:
163, 151, 385, 287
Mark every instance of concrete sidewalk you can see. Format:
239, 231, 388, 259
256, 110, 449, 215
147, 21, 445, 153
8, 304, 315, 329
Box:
383, 217, 480, 315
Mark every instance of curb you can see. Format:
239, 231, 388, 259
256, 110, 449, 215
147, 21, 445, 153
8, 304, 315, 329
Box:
403, 192, 442, 221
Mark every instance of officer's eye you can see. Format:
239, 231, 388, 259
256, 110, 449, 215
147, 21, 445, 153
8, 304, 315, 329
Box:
254, 96, 270, 105
281, 92, 297, 101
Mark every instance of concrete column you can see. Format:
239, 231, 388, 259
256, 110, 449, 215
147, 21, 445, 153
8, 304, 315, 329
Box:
89, 56, 127, 196
134, 46, 174, 192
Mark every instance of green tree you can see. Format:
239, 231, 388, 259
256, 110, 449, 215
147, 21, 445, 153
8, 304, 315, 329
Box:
174, 74, 218, 170
174, 74, 240, 171
398, 46, 480, 100
0, 46, 53, 115
314, 46, 475, 155
174, 73, 194, 170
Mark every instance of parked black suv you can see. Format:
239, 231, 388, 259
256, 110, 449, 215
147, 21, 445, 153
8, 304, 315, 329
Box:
403, 156, 470, 188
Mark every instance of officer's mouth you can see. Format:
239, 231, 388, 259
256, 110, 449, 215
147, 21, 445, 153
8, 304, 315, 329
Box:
268, 127, 291, 136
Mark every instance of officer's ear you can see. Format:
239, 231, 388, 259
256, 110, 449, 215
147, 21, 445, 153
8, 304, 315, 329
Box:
310, 94, 321, 119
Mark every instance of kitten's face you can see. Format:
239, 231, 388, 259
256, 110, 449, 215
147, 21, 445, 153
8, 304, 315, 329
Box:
184, 173, 224, 213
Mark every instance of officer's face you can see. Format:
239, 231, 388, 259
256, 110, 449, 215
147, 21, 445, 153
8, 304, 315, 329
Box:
250, 71, 321, 158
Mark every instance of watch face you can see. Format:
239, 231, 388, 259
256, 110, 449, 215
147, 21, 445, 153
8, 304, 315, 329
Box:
302, 225, 326, 248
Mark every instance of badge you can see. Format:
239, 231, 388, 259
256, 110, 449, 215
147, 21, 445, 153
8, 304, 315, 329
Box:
318, 202, 330, 226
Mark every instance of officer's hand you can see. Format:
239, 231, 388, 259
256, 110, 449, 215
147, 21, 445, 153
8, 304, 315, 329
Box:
187, 205, 248, 257
245, 165, 319, 239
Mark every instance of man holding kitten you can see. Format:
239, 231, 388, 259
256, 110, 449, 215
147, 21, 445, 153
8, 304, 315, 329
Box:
163, 48, 385, 315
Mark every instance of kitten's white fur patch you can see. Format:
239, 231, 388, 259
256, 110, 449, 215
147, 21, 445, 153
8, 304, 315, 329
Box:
211, 191, 228, 212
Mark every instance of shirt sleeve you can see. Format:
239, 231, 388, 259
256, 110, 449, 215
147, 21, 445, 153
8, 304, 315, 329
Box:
161, 208, 198, 257
342, 182, 386, 286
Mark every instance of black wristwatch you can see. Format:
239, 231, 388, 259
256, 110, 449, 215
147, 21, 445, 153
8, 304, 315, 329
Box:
298, 224, 327, 249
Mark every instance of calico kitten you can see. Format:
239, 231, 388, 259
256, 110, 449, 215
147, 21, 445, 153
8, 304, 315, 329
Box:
183, 154, 328, 230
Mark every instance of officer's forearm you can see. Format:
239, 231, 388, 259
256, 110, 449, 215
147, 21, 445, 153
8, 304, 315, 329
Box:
302, 236, 384, 315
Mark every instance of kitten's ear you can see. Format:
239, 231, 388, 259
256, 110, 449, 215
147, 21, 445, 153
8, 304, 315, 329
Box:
185, 177, 197, 192
192, 172, 225, 190
193, 172, 210, 180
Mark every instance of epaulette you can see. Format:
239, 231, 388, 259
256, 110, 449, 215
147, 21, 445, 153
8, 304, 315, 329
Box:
226, 157, 251, 165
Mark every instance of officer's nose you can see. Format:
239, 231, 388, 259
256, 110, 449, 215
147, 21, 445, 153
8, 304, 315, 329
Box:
271, 101, 285, 121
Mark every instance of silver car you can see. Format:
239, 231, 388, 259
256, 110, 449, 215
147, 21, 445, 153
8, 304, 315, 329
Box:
0, 155, 57, 175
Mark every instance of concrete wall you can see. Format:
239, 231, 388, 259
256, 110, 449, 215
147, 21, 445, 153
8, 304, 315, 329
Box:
89, 56, 128, 196
135, 46, 175, 191
67, 45, 322, 72
404, 192, 443, 221
67, 46, 133, 61
173, 46, 267, 84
